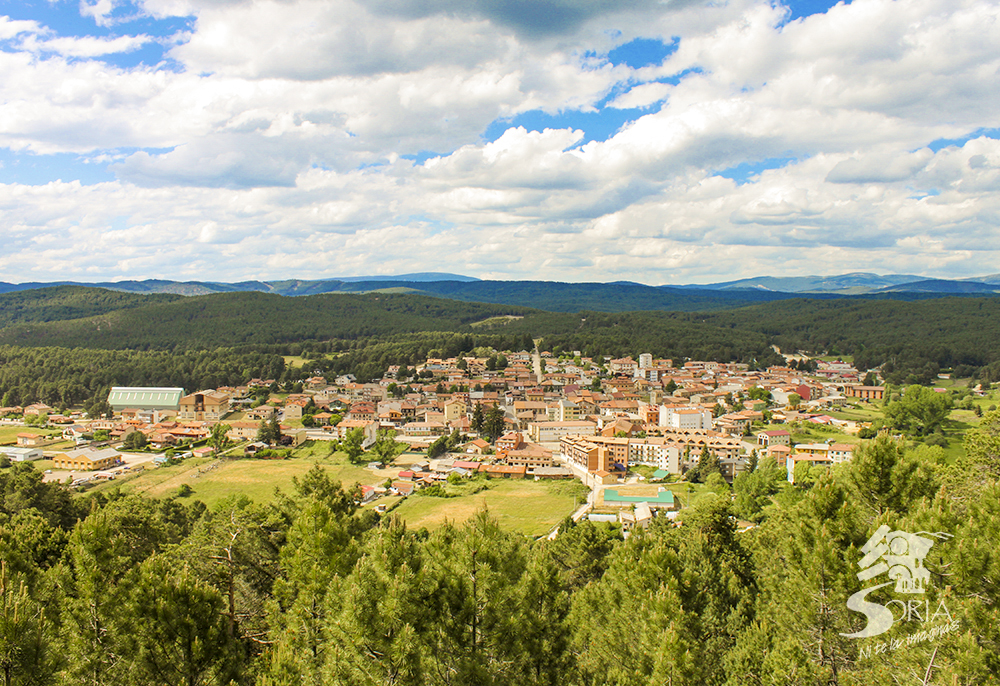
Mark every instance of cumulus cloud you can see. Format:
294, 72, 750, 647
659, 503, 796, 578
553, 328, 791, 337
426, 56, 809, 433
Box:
170, 0, 513, 79
826, 148, 934, 184
364, 0, 677, 39
0, 16, 43, 40
17, 33, 154, 58
2, 0, 1000, 283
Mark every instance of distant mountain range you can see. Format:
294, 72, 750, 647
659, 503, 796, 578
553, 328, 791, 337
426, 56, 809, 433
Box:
0, 273, 480, 297
679, 272, 1000, 294
0, 272, 997, 311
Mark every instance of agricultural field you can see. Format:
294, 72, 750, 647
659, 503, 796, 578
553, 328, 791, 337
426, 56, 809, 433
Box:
78, 440, 586, 536
390, 478, 588, 538
88, 441, 377, 508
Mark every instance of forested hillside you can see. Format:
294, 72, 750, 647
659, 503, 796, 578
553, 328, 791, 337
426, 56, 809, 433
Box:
0, 346, 286, 410
0, 290, 536, 350
364, 279, 805, 312
0, 286, 180, 328
700, 297, 1000, 383
6, 287, 1000, 401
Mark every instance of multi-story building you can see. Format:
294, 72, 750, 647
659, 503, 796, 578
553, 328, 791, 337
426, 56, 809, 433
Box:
178, 390, 231, 422
659, 406, 713, 430
528, 420, 597, 444
503, 444, 554, 470
845, 385, 886, 401
627, 437, 681, 473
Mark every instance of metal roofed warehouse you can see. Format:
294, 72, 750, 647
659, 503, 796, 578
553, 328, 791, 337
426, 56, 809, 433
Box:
108, 387, 184, 412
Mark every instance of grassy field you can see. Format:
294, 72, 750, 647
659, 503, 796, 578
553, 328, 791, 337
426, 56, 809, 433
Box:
391, 478, 588, 537
788, 424, 861, 445
469, 315, 524, 328
87, 441, 378, 508
755, 421, 859, 446
628, 464, 659, 479
0, 426, 60, 444
929, 409, 987, 462
821, 403, 883, 423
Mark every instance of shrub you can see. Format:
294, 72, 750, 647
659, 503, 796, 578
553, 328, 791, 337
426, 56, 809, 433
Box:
924, 434, 948, 448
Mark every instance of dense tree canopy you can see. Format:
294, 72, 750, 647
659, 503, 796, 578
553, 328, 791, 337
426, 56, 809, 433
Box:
0, 432, 996, 685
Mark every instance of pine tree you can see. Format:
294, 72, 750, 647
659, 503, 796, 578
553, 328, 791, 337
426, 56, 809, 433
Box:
61, 497, 173, 685
268, 416, 282, 445
123, 556, 240, 686
421, 510, 528, 685
483, 407, 505, 442
699, 447, 721, 481
169, 496, 284, 656
471, 403, 485, 433
267, 497, 361, 685
847, 434, 936, 517
322, 518, 427, 686
511, 548, 574, 685
255, 419, 270, 444
0, 563, 49, 686
742, 473, 869, 684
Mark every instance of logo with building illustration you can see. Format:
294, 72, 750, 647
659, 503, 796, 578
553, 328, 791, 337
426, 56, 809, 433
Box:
841, 524, 953, 639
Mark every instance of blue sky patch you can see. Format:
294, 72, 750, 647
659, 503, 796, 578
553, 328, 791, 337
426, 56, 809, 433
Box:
716, 156, 801, 184
0, 147, 176, 186
927, 128, 1000, 152
482, 106, 647, 147
607, 37, 678, 69
401, 151, 448, 165
0, 149, 115, 185
782, 0, 851, 22
98, 41, 180, 70
0, 0, 191, 69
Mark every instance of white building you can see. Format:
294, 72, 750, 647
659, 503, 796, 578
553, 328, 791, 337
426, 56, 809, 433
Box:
1, 447, 43, 462
627, 438, 681, 473
659, 406, 713, 430
527, 420, 597, 443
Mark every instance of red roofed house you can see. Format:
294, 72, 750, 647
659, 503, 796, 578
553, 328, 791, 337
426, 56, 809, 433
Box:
496, 432, 525, 451
829, 443, 856, 464
478, 463, 527, 479
16, 433, 48, 447
392, 481, 416, 496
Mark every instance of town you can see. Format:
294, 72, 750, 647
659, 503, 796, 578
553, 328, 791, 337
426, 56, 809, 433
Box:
3, 346, 950, 532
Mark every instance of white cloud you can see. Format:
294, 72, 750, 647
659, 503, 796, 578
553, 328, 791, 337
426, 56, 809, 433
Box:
17, 33, 154, 58
80, 0, 120, 27
1, 0, 1000, 283
607, 82, 673, 110
826, 148, 935, 184
0, 16, 43, 40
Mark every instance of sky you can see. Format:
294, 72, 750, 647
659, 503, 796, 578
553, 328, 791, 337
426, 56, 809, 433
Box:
1, 0, 999, 285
